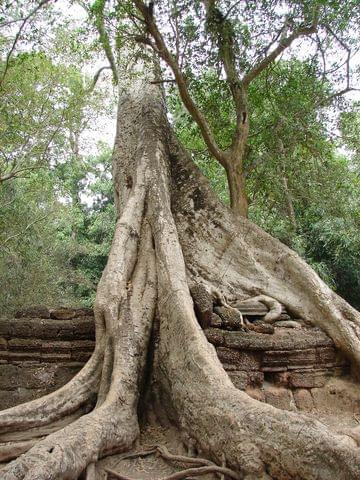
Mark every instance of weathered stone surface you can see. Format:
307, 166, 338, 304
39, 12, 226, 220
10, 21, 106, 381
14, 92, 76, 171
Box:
316, 347, 336, 363
210, 313, 222, 328
0, 338, 7, 350
293, 389, 314, 411
228, 371, 264, 389
289, 370, 329, 388
40, 340, 72, 352
214, 306, 243, 330
0, 351, 40, 362
247, 322, 274, 334
245, 388, 265, 402
216, 348, 261, 371
221, 327, 334, 351
73, 308, 94, 317
228, 371, 248, 390
41, 352, 72, 362
71, 340, 95, 351
71, 351, 92, 362
270, 371, 290, 387
190, 283, 212, 329
262, 350, 289, 368
264, 387, 295, 411
8, 338, 42, 351
72, 318, 95, 340
50, 308, 76, 320
15, 306, 50, 319
0, 364, 58, 390
0, 388, 50, 409
261, 366, 287, 372
262, 349, 317, 369
204, 328, 224, 346
53, 365, 83, 387
0, 317, 95, 340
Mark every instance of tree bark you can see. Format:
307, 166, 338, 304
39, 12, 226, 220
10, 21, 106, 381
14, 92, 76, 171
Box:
0, 69, 359, 480
226, 161, 249, 217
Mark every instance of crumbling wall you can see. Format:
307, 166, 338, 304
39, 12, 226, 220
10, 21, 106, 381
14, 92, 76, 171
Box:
0, 307, 94, 409
0, 307, 358, 420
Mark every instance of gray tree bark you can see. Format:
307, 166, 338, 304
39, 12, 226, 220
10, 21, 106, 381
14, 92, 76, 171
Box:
0, 70, 359, 480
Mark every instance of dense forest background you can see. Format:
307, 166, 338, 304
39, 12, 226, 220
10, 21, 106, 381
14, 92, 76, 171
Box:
1, 1, 359, 314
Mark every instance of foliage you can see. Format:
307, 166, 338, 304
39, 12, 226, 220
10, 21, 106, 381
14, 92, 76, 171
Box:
0, 144, 115, 314
0, 170, 78, 314
169, 60, 360, 308
1, 0, 359, 311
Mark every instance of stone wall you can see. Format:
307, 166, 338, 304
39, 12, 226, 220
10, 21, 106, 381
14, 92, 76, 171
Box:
205, 327, 354, 413
0, 307, 95, 409
0, 307, 358, 418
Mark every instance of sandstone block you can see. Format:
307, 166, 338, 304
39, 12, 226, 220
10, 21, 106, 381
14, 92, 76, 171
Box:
223, 328, 333, 351
245, 388, 265, 402
229, 371, 264, 390
270, 371, 290, 387
54, 365, 83, 386
50, 308, 76, 320
73, 308, 94, 317
0, 338, 7, 350
214, 306, 243, 330
210, 313, 222, 328
289, 370, 329, 388
8, 338, 41, 351
41, 352, 71, 362
216, 347, 261, 370
293, 389, 314, 411
316, 347, 336, 363
41, 340, 72, 352
228, 371, 248, 390
247, 323, 274, 334
264, 387, 295, 411
71, 351, 92, 362
72, 318, 95, 339
3, 351, 40, 362
204, 328, 224, 346
15, 306, 50, 319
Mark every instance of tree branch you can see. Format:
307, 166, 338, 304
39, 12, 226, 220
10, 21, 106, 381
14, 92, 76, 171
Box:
202, 0, 248, 154
0, 0, 52, 88
87, 65, 112, 92
132, 0, 227, 168
242, 22, 318, 87
0, 214, 49, 249
92, 0, 119, 85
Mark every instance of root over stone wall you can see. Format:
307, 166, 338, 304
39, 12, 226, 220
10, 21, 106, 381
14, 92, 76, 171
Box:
1, 307, 358, 420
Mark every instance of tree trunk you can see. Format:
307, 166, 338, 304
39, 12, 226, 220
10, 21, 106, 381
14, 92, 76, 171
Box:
0, 70, 360, 480
226, 162, 249, 217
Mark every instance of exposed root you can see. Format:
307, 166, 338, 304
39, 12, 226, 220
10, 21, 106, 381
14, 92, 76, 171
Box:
1, 69, 360, 480
106, 465, 241, 480
0, 349, 102, 436
104, 445, 242, 480
0, 439, 42, 462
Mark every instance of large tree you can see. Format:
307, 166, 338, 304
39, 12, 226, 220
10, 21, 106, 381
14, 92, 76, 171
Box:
1, 1, 360, 479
